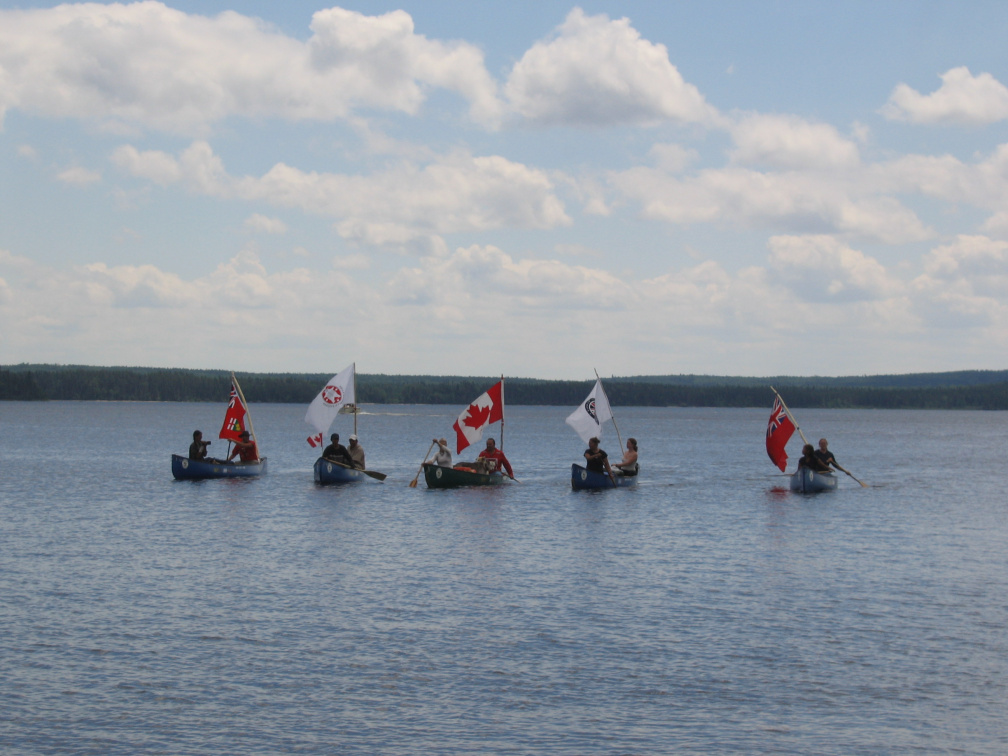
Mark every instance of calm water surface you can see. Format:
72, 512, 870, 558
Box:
1, 402, 1006, 754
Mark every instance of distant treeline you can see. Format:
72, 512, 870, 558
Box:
2, 364, 1008, 409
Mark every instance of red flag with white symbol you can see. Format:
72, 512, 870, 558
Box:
219, 378, 249, 443
766, 395, 796, 472
452, 381, 504, 453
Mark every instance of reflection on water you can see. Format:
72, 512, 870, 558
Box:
1, 402, 1006, 754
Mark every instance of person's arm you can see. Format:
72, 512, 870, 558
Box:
829, 455, 849, 474
616, 450, 637, 469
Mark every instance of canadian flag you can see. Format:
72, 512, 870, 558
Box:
307, 433, 323, 448
452, 380, 504, 453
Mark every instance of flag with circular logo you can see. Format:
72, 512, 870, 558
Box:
305, 363, 356, 443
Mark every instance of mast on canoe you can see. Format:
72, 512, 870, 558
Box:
595, 368, 624, 452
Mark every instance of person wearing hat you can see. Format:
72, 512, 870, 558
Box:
227, 430, 259, 463
321, 433, 352, 466
347, 434, 365, 470
432, 437, 452, 467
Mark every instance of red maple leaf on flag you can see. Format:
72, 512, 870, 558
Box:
463, 403, 491, 429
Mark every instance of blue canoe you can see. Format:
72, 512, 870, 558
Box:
314, 457, 386, 484
571, 463, 638, 490
172, 453, 267, 480
789, 467, 837, 493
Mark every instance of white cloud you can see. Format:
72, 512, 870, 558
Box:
921, 234, 1008, 278
869, 145, 1008, 211
387, 244, 632, 312
730, 114, 860, 170
0, 3, 503, 134
504, 8, 720, 127
981, 210, 1008, 235
112, 141, 570, 245
768, 234, 900, 301
649, 143, 699, 173
4, 235, 1007, 376
882, 67, 1008, 125
110, 144, 184, 186
244, 214, 288, 235
57, 166, 101, 185
308, 7, 503, 127
0, 248, 373, 367
908, 236, 1008, 328
610, 165, 931, 244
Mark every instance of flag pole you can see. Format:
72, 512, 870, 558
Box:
595, 368, 624, 452
770, 386, 808, 446
352, 362, 358, 436
500, 374, 505, 452
232, 372, 258, 446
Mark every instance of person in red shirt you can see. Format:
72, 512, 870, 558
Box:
228, 430, 259, 463
477, 437, 513, 478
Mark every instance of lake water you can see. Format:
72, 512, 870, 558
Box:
1, 401, 1006, 754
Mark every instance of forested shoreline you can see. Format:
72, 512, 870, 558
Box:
2, 364, 1007, 409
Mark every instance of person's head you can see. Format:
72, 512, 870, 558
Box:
802, 443, 815, 457
240, 431, 251, 441
627, 437, 637, 451
438, 438, 448, 447
331, 433, 339, 443
818, 438, 828, 451
193, 430, 202, 441
349, 434, 358, 445
485, 438, 496, 451
588, 437, 600, 449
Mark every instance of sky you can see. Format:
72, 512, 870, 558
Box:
2, 1, 1008, 380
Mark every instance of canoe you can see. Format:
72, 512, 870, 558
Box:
171, 453, 267, 480
790, 467, 837, 493
314, 457, 386, 484
570, 463, 638, 490
423, 462, 506, 489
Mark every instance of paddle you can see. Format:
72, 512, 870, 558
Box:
836, 465, 867, 487
323, 458, 387, 482
408, 441, 436, 487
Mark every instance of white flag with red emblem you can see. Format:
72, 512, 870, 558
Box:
305, 363, 356, 443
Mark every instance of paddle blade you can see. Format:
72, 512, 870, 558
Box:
408, 478, 418, 488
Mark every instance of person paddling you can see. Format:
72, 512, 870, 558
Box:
815, 438, 850, 475
797, 443, 831, 473
584, 436, 616, 485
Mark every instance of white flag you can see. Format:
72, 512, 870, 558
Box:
565, 378, 613, 444
304, 363, 356, 437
